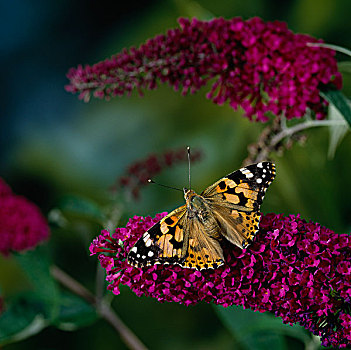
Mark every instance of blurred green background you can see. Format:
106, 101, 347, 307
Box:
1, 0, 351, 349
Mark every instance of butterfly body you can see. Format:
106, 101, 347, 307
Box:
184, 189, 212, 223
128, 162, 275, 270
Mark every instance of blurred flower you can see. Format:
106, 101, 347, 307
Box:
0, 178, 50, 256
91, 212, 351, 348
0, 178, 12, 197
115, 147, 202, 200
66, 17, 341, 121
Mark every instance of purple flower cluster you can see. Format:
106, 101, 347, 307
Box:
90, 212, 351, 348
66, 17, 341, 121
116, 147, 202, 199
0, 178, 50, 256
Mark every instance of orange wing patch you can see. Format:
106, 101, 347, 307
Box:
157, 209, 186, 259
215, 179, 242, 204
215, 178, 237, 193
157, 234, 175, 257
234, 182, 259, 209
174, 225, 183, 242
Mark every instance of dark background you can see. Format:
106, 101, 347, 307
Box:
1, 0, 351, 349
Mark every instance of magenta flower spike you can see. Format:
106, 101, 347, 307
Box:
66, 17, 341, 121
116, 147, 202, 200
0, 178, 50, 255
91, 212, 351, 348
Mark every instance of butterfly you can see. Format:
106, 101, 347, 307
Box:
127, 162, 275, 270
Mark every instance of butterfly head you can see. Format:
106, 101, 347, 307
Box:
184, 188, 206, 214
183, 187, 196, 200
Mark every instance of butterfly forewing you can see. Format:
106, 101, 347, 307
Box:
127, 206, 187, 268
202, 162, 276, 249
202, 162, 275, 211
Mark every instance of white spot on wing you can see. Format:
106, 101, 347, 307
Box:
241, 168, 254, 178
256, 178, 262, 184
144, 239, 152, 247
257, 162, 263, 168
143, 232, 150, 240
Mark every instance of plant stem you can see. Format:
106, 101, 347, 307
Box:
255, 119, 346, 162
307, 42, 351, 57
50, 265, 148, 350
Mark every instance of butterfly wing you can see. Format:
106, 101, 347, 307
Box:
202, 162, 275, 249
128, 162, 275, 269
127, 205, 188, 268
181, 215, 224, 270
127, 205, 224, 270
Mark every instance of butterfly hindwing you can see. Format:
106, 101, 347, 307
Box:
127, 206, 187, 268
182, 216, 224, 270
210, 204, 262, 249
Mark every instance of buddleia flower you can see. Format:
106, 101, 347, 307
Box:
0, 178, 49, 256
115, 147, 202, 200
91, 212, 351, 348
66, 17, 341, 122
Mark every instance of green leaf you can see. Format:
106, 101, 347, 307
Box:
320, 90, 351, 127
54, 292, 97, 331
15, 247, 60, 321
0, 294, 48, 345
215, 305, 312, 350
57, 195, 105, 224
327, 103, 349, 158
337, 61, 351, 74
173, 0, 214, 20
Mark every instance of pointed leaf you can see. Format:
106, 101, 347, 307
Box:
215, 305, 312, 350
54, 292, 97, 331
173, 0, 214, 20
337, 61, 351, 74
0, 294, 48, 345
321, 90, 351, 127
15, 247, 60, 321
327, 103, 349, 158
58, 195, 105, 224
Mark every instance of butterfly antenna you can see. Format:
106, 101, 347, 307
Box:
147, 179, 183, 192
187, 146, 191, 189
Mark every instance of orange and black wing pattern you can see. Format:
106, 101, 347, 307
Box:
202, 162, 275, 249
127, 206, 188, 268
128, 162, 275, 270
127, 205, 224, 270
182, 217, 224, 270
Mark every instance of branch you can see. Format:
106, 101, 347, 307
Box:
50, 265, 148, 350
252, 119, 346, 163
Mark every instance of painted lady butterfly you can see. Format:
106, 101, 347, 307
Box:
128, 161, 275, 270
